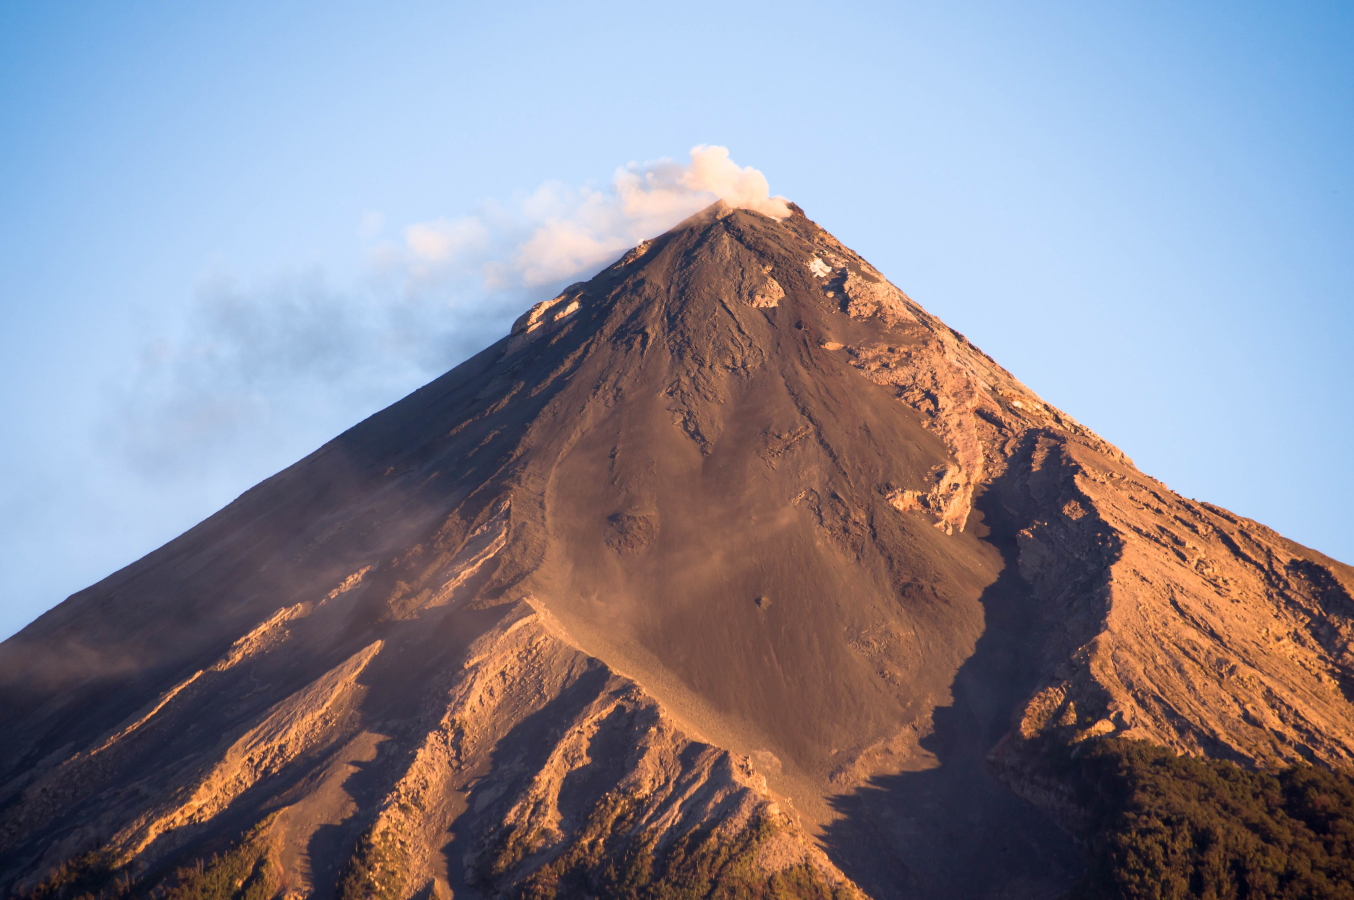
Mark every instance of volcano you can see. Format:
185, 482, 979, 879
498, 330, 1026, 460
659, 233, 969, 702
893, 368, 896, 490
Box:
3, 202, 1353, 899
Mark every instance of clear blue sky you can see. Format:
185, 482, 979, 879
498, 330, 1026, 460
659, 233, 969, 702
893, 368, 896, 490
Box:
2, 1, 1351, 638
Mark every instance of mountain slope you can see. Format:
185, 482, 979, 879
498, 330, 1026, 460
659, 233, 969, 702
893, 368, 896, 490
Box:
2, 202, 1351, 899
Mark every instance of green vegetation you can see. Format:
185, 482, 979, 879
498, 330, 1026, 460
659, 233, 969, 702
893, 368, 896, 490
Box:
481, 791, 858, 900
25, 852, 129, 900
29, 740, 1354, 900
159, 845, 276, 900
336, 822, 409, 900
1064, 738, 1354, 900
21, 818, 275, 900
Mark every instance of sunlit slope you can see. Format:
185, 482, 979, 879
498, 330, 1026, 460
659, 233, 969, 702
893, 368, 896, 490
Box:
1, 202, 1351, 900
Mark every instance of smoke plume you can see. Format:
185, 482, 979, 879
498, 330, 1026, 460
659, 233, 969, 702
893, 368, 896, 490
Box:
107, 146, 788, 480
401, 144, 790, 287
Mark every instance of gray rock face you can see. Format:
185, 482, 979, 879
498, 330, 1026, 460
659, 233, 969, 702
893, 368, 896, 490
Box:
1, 202, 1350, 899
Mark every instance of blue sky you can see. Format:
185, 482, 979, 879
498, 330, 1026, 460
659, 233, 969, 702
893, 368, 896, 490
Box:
1, 1, 1351, 637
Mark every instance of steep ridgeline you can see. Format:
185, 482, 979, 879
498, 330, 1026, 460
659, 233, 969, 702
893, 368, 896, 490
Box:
2, 203, 1352, 900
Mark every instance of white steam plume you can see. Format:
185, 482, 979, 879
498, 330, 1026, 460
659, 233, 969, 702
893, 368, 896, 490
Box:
402, 144, 790, 287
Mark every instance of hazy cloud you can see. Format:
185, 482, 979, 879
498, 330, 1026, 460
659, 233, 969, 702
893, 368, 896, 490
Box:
107, 146, 787, 480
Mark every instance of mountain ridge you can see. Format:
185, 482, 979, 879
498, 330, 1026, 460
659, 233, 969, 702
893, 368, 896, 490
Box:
3, 200, 1352, 899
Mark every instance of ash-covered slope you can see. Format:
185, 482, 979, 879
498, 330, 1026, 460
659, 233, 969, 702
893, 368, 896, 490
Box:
2, 202, 1352, 900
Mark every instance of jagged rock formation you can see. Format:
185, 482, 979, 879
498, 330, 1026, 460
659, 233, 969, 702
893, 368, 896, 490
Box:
2, 202, 1351, 899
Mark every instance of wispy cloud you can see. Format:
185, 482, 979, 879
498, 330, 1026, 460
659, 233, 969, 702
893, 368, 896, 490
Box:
106, 146, 788, 480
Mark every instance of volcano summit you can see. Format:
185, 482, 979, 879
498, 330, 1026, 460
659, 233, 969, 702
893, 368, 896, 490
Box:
3, 203, 1353, 899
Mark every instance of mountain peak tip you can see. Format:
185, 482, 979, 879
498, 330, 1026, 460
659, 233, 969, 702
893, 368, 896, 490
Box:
663, 197, 800, 239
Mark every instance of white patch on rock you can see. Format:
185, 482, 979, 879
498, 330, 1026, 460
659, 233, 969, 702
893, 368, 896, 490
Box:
808, 257, 832, 278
